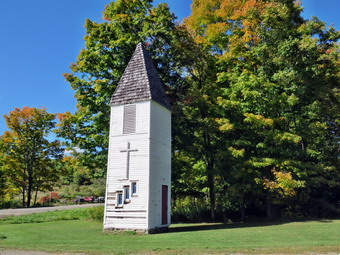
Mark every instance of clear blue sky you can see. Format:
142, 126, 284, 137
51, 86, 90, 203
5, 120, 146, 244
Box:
0, 0, 338, 134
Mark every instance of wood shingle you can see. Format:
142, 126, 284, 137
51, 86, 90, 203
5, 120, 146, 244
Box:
110, 43, 171, 111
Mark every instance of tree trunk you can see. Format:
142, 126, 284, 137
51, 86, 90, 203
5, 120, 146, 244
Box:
33, 183, 39, 206
22, 186, 25, 207
240, 199, 246, 220
207, 160, 216, 220
266, 198, 272, 219
22, 167, 27, 207
27, 167, 33, 208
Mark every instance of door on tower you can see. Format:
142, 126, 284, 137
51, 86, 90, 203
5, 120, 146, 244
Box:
161, 185, 168, 225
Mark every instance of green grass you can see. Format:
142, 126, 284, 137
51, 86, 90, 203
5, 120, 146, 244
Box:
0, 207, 90, 224
0, 211, 339, 254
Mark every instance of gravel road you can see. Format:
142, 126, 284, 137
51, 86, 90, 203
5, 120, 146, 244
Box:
0, 204, 102, 218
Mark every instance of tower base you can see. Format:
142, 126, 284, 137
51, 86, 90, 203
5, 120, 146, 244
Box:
103, 226, 169, 234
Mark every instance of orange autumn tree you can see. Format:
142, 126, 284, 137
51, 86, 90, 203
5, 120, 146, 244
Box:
185, 0, 267, 44
0, 107, 63, 207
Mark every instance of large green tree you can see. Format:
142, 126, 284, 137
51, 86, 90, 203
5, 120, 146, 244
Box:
185, 0, 340, 218
1, 107, 63, 207
56, 0, 187, 178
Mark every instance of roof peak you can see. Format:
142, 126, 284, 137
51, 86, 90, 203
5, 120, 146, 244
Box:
110, 43, 171, 110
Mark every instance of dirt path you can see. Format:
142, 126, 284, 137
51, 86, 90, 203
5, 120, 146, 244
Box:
0, 204, 102, 218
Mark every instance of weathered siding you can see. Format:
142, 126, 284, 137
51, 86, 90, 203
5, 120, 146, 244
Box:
104, 101, 151, 230
148, 101, 171, 229
104, 100, 171, 232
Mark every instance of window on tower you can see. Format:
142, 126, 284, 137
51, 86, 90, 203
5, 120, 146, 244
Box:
124, 186, 130, 202
131, 182, 137, 196
117, 192, 123, 207
123, 105, 136, 134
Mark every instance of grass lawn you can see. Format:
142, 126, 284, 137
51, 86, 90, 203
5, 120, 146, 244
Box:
0, 210, 339, 254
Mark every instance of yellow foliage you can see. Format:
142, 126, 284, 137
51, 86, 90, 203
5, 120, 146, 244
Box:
186, 0, 282, 48
206, 22, 229, 41
263, 169, 305, 197
312, 121, 328, 129
246, 157, 276, 168
244, 113, 274, 127
228, 147, 245, 158
216, 118, 234, 131
275, 132, 302, 144
216, 97, 239, 108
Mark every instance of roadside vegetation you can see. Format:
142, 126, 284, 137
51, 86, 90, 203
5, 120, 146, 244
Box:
0, 207, 102, 224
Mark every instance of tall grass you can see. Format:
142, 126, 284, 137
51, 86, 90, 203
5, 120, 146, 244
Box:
0, 207, 104, 224
86, 206, 104, 222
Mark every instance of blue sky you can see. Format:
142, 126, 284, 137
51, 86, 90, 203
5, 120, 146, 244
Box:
0, 0, 338, 134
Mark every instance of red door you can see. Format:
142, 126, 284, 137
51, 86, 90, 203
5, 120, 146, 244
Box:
162, 185, 168, 225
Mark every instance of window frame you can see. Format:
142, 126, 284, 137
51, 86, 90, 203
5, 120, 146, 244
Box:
123, 186, 130, 202
131, 181, 138, 196
116, 192, 123, 207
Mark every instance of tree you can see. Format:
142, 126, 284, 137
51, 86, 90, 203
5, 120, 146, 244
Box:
0, 148, 9, 206
1, 107, 64, 207
185, 0, 340, 218
56, 0, 187, 179
61, 155, 92, 186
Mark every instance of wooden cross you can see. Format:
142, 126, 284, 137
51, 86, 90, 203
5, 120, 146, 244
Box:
120, 142, 138, 179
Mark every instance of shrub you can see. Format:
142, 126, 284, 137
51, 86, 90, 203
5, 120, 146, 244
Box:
0, 199, 21, 209
281, 205, 306, 219
86, 206, 104, 222
172, 197, 210, 222
38, 192, 60, 205
58, 184, 106, 199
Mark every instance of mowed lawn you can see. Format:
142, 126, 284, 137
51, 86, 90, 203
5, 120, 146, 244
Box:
0, 210, 339, 254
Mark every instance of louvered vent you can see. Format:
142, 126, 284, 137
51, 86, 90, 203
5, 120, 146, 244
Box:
123, 105, 136, 134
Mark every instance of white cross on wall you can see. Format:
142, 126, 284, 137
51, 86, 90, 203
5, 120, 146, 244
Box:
120, 142, 138, 179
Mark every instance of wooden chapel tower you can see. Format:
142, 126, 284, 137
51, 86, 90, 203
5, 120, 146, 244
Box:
104, 43, 171, 233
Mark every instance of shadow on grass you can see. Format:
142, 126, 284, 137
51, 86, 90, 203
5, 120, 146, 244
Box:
169, 219, 335, 233
317, 219, 334, 223
169, 221, 284, 233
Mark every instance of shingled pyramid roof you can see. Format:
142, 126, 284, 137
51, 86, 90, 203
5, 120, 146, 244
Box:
110, 43, 171, 110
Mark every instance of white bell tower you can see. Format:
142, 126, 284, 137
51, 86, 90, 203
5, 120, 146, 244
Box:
104, 43, 171, 233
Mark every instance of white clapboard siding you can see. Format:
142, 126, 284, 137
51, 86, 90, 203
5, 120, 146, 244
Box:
105, 218, 147, 230
148, 101, 171, 229
106, 211, 147, 218
104, 102, 151, 231
105, 99, 171, 231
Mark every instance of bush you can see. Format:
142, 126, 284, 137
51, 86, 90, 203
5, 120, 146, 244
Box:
38, 192, 60, 205
0, 199, 21, 209
172, 197, 210, 222
58, 184, 106, 200
86, 206, 104, 222
281, 205, 306, 219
